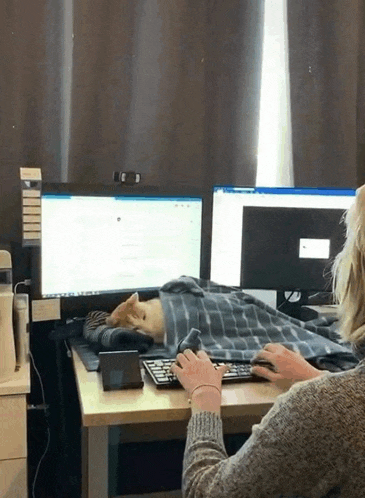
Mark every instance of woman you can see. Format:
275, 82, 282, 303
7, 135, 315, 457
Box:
170, 185, 365, 498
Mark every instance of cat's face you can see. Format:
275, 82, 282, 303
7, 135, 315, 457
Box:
106, 293, 165, 343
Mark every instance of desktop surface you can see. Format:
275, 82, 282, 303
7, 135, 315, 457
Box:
71, 347, 285, 427
72, 340, 286, 498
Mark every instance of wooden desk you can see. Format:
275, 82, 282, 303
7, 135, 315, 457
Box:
72, 349, 286, 498
0, 362, 31, 498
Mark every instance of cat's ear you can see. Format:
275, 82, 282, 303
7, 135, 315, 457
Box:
115, 301, 128, 312
128, 292, 139, 304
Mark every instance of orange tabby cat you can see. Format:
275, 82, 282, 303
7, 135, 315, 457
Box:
106, 292, 166, 344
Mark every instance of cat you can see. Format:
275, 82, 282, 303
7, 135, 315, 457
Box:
106, 292, 166, 344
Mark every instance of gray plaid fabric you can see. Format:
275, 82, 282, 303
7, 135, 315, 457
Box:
83, 310, 153, 353
158, 276, 352, 362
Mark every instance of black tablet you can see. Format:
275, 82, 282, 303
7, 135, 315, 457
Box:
98, 350, 144, 391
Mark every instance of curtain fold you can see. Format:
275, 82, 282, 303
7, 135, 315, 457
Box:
0, 0, 63, 242
288, 0, 365, 188
3, 1, 365, 242
0, 0, 264, 243
68, 0, 264, 189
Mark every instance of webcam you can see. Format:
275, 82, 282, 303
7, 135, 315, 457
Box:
113, 171, 141, 186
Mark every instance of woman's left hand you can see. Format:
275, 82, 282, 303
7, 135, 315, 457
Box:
170, 349, 228, 414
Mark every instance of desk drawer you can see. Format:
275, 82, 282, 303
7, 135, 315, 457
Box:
0, 458, 27, 497
0, 395, 27, 459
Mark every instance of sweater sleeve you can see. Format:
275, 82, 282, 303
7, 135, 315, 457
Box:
182, 374, 346, 498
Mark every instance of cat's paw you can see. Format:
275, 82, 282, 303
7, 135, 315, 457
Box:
106, 315, 119, 327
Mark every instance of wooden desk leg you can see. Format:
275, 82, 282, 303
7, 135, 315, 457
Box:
82, 426, 109, 498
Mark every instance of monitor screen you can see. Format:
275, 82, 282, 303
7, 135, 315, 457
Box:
32, 183, 212, 317
211, 186, 356, 290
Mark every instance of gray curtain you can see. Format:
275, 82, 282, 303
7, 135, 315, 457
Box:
0, 0, 264, 244
0, 0, 63, 243
68, 0, 264, 189
288, 0, 365, 188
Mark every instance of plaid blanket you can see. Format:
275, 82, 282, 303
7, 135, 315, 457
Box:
83, 310, 154, 353
82, 276, 357, 370
157, 276, 352, 362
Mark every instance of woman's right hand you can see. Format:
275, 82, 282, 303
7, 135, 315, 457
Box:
251, 343, 325, 384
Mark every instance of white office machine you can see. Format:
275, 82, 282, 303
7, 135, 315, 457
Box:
14, 292, 29, 368
0, 250, 16, 382
0, 250, 30, 383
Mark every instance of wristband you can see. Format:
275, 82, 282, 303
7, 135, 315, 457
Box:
188, 384, 221, 404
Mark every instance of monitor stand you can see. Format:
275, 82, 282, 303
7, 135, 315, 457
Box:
276, 291, 318, 322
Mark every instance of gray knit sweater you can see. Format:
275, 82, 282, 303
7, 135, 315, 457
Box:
183, 360, 365, 497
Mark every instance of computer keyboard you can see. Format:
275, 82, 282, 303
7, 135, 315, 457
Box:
143, 358, 268, 388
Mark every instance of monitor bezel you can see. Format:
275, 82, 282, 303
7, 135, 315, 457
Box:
31, 182, 212, 319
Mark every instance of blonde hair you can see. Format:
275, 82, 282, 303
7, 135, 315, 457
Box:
332, 190, 365, 344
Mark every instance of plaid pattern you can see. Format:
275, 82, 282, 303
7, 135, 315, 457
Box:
83, 310, 153, 353
158, 276, 352, 361
82, 277, 356, 368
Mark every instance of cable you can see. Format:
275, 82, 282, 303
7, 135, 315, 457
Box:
277, 291, 295, 310
14, 279, 31, 295
64, 339, 72, 358
29, 351, 51, 498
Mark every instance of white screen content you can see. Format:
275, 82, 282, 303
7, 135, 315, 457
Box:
210, 186, 356, 287
41, 195, 202, 297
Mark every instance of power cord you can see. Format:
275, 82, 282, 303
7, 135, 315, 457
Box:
29, 351, 51, 498
64, 339, 72, 358
277, 291, 296, 310
14, 277, 51, 496
14, 279, 31, 294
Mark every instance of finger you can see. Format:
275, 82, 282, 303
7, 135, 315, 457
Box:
251, 351, 274, 364
250, 365, 283, 382
280, 345, 302, 358
280, 343, 296, 352
170, 362, 182, 374
263, 343, 283, 353
183, 349, 196, 360
282, 343, 295, 353
176, 352, 190, 367
196, 350, 210, 361
217, 364, 230, 377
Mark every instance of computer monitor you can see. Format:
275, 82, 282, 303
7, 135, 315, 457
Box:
241, 206, 348, 292
211, 186, 356, 294
32, 183, 212, 318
